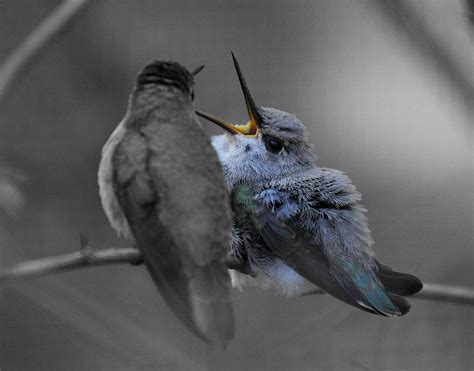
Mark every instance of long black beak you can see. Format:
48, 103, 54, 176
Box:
195, 53, 260, 136
231, 52, 261, 133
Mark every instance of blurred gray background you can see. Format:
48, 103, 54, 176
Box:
0, 0, 472, 370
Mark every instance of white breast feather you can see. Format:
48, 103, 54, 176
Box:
98, 121, 133, 240
230, 259, 314, 296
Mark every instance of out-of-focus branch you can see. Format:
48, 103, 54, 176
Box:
1, 245, 473, 306
377, 0, 474, 115
0, 166, 26, 215
0, 0, 91, 104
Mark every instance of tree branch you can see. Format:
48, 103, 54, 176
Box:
1, 246, 473, 306
0, 0, 91, 104
415, 282, 474, 305
0, 246, 141, 283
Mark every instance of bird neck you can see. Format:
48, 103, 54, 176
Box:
225, 165, 311, 194
127, 85, 191, 120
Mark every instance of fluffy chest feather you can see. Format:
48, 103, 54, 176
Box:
223, 164, 376, 296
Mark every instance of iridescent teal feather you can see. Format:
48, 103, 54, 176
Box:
331, 254, 401, 316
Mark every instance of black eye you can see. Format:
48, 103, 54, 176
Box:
263, 135, 284, 154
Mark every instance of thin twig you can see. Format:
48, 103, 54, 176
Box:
415, 282, 474, 305
1, 247, 473, 306
0, 247, 141, 283
0, 0, 91, 104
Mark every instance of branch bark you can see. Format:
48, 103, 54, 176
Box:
0, 0, 91, 104
1, 246, 473, 306
0, 247, 141, 283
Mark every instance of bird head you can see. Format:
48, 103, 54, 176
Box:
197, 53, 315, 184
135, 61, 196, 95
129, 61, 205, 116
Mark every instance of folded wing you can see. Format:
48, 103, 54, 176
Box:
113, 128, 234, 345
238, 181, 420, 317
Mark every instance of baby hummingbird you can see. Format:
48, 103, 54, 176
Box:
98, 61, 234, 345
197, 53, 423, 316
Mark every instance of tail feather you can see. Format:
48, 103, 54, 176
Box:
387, 293, 411, 315
298, 257, 422, 317
375, 259, 423, 297
330, 255, 402, 317
188, 262, 235, 348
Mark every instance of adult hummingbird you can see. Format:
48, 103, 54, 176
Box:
196, 53, 423, 316
98, 61, 234, 345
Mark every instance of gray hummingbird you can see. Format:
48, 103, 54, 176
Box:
98, 61, 234, 345
196, 53, 423, 316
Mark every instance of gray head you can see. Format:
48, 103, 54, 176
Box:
197, 53, 315, 185
129, 61, 205, 114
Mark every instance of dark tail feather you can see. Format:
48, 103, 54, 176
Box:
375, 259, 423, 297
387, 293, 411, 315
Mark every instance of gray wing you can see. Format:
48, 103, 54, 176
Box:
257, 206, 411, 316
240, 172, 412, 316
255, 207, 390, 314
113, 125, 234, 345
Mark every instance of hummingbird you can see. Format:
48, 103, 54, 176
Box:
98, 61, 234, 345
196, 53, 423, 316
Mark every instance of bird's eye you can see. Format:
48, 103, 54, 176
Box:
263, 135, 284, 154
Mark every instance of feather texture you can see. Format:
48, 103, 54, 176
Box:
99, 61, 235, 345
211, 106, 422, 316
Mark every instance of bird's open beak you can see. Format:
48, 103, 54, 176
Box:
195, 110, 244, 135
195, 53, 260, 137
